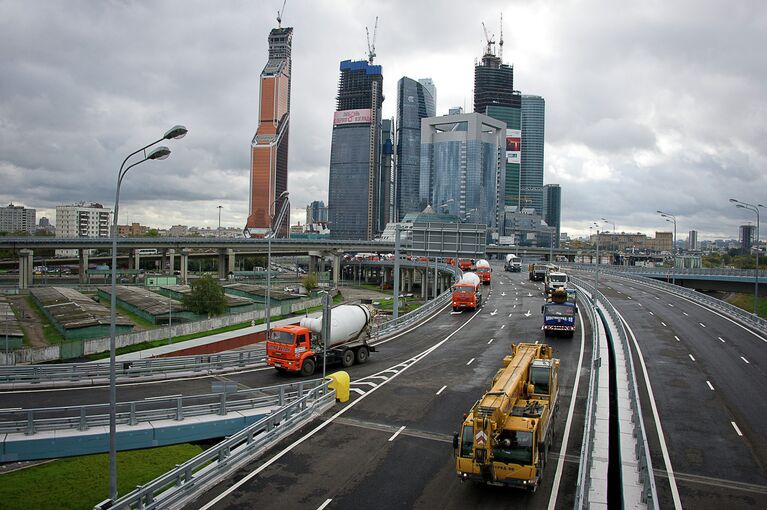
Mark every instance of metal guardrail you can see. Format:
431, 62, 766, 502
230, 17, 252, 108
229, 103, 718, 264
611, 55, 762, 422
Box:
570, 265, 767, 278
571, 278, 600, 509
99, 379, 335, 510
566, 264, 767, 334
572, 276, 659, 509
0, 379, 323, 435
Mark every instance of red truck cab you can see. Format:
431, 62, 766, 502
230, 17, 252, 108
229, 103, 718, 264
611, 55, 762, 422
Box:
266, 325, 316, 375
475, 267, 491, 285
451, 283, 482, 312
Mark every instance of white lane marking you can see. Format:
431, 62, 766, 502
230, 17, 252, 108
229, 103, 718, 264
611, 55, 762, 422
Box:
317, 499, 333, 510
706, 381, 715, 391
353, 381, 379, 388
487, 338, 494, 345
683, 312, 689, 316
732, 422, 743, 436
718, 337, 726, 343
655, 296, 660, 299
500, 324, 506, 329
661, 322, 667, 327
436, 385, 447, 395
617, 312, 683, 510
741, 356, 750, 364
490, 309, 498, 316
649, 311, 654, 316
548, 307, 586, 510
450, 311, 462, 315
638, 302, 643, 307
144, 394, 182, 400
467, 358, 475, 365
689, 354, 696, 362
524, 310, 531, 317
199, 305, 484, 510
699, 322, 706, 328
674, 336, 680, 342
627, 296, 632, 300
388, 425, 406, 442
350, 388, 365, 395
668, 303, 674, 307
0, 408, 22, 412
509, 313, 513, 317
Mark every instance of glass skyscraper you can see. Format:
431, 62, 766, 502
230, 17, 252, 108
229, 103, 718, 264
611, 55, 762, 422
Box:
396, 77, 436, 219
521, 95, 546, 215
419, 113, 505, 232
543, 184, 561, 248
328, 60, 384, 240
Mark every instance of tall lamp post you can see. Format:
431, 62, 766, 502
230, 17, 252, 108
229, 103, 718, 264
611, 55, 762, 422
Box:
108, 125, 186, 502
601, 217, 615, 250
217, 205, 223, 235
657, 210, 677, 285
730, 198, 764, 317
266, 191, 290, 336
593, 222, 600, 304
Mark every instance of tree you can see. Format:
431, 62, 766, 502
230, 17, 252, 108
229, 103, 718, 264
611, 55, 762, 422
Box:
183, 274, 226, 316
302, 273, 318, 292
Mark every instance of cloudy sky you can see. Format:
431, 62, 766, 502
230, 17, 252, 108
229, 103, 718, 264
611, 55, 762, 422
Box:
1, 0, 765, 240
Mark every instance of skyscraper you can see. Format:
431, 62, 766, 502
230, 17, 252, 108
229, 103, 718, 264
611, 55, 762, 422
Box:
328, 60, 384, 240
419, 112, 505, 232
395, 77, 436, 220
687, 230, 698, 251
521, 95, 545, 215
543, 184, 561, 248
380, 118, 394, 227
474, 49, 522, 210
246, 25, 293, 237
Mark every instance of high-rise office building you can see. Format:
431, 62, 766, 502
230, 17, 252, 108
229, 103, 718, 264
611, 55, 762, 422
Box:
543, 184, 561, 248
328, 60, 384, 240
521, 95, 545, 214
687, 230, 699, 251
395, 77, 436, 220
305, 201, 328, 224
0, 203, 36, 234
475, 49, 523, 210
418, 78, 437, 111
419, 112, 505, 232
246, 25, 293, 237
740, 224, 756, 251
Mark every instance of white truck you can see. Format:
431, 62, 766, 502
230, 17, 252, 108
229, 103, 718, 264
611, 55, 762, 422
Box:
504, 254, 522, 272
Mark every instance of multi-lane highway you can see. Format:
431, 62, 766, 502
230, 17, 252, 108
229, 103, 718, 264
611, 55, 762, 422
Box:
1, 262, 592, 509
588, 271, 767, 509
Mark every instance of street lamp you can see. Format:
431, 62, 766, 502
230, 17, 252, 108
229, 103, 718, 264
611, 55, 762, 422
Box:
108, 124, 186, 502
730, 198, 764, 317
593, 222, 600, 303
266, 191, 290, 337
601, 217, 615, 251
217, 205, 223, 236
657, 210, 677, 285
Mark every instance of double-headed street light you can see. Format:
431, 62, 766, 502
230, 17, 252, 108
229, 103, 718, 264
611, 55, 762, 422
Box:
657, 210, 677, 285
601, 217, 615, 250
593, 222, 601, 303
730, 198, 765, 317
108, 125, 187, 502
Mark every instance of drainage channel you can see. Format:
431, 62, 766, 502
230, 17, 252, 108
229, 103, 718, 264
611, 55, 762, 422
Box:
599, 307, 624, 508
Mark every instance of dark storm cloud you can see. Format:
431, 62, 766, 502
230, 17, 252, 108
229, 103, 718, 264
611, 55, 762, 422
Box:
1, 0, 765, 238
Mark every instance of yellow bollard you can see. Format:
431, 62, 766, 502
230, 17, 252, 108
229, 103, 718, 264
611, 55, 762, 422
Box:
327, 371, 350, 403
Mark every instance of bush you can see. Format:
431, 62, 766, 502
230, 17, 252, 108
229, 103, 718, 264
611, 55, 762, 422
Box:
303, 273, 318, 292
183, 274, 226, 316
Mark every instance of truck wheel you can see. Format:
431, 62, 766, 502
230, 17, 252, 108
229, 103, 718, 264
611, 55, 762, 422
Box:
453, 306, 459, 312
341, 349, 355, 368
356, 346, 369, 364
300, 358, 315, 376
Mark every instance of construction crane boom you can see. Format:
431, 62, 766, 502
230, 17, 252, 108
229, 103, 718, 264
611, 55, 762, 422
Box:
277, 0, 287, 27
366, 16, 378, 64
481, 21, 495, 56
499, 12, 504, 60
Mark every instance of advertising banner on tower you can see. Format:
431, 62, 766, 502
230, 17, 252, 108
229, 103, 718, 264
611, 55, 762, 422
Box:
333, 109, 372, 126
506, 128, 521, 164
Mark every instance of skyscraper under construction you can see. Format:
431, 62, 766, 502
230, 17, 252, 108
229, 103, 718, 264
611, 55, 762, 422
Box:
327, 59, 384, 240
245, 25, 293, 237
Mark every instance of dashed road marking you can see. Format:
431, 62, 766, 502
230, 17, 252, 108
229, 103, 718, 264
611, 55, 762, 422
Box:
689, 354, 696, 362
674, 336, 681, 342
649, 311, 654, 316
699, 322, 706, 328
661, 322, 667, 327
668, 303, 674, 307
317, 499, 333, 510
467, 358, 475, 365
741, 356, 750, 364
388, 425, 406, 442
683, 312, 689, 316
436, 385, 447, 395
718, 337, 725, 343
487, 338, 494, 344
731, 422, 743, 437
500, 324, 506, 329
706, 381, 715, 391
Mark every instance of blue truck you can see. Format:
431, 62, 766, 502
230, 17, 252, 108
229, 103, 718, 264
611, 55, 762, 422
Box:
542, 288, 577, 338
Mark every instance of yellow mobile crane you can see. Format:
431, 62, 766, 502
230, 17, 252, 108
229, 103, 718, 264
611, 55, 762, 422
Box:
453, 343, 559, 490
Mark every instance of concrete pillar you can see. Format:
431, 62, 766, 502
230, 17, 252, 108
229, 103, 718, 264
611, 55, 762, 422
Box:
333, 254, 341, 289
420, 270, 427, 299
167, 249, 176, 275
134, 250, 141, 271
180, 249, 190, 284
218, 249, 227, 279
227, 249, 235, 278
161, 249, 169, 275
18, 249, 33, 290
128, 249, 135, 270
79, 249, 89, 284
308, 252, 321, 275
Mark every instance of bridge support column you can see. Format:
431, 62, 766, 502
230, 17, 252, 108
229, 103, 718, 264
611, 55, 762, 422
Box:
227, 249, 235, 278
128, 249, 135, 270
134, 250, 141, 271
308, 252, 321, 275
161, 249, 169, 275
332, 254, 341, 289
180, 249, 189, 284
167, 249, 175, 276
18, 249, 33, 290
78, 249, 89, 284
218, 249, 227, 280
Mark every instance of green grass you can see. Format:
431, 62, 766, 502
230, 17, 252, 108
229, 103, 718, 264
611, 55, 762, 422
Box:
374, 297, 423, 314
0, 443, 204, 510
725, 293, 767, 319
113, 303, 156, 329
24, 296, 65, 345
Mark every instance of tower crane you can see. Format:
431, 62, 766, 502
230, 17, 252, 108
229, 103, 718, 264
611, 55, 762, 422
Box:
481, 21, 495, 56
366, 16, 378, 64
277, 0, 287, 28
499, 12, 504, 60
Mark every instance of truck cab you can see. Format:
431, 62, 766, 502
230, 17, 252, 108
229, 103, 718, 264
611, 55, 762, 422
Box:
451, 283, 481, 311
266, 325, 316, 375
545, 271, 569, 295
